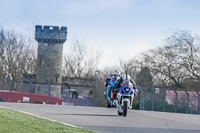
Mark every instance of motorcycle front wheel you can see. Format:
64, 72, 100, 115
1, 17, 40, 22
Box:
123, 101, 128, 117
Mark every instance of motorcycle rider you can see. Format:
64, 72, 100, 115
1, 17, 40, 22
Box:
113, 74, 138, 99
105, 70, 121, 105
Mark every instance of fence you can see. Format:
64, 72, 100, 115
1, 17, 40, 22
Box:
1, 76, 200, 113
135, 86, 200, 114
0, 76, 62, 104
0, 76, 98, 106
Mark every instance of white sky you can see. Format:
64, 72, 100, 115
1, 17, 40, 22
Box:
1, 0, 200, 68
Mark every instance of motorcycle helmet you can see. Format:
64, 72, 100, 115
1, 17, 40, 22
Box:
122, 74, 131, 82
113, 70, 120, 76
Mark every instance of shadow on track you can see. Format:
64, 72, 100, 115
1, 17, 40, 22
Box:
86, 126, 200, 133
50, 113, 117, 117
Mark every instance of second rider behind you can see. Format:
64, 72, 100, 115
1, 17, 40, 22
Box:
106, 70, 121, 105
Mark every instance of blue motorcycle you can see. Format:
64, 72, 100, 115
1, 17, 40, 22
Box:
104, 76, 119, 107
115, 80, 135, 116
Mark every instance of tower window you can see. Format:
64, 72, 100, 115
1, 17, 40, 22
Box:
54, 74, 59, 84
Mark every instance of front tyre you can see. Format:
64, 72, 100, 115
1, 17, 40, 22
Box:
107, 101, 111, 108
123, 101, 128, 117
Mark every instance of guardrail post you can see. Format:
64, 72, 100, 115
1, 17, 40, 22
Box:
137, 86, 144, 110
151, 88, 155, 111
27, 78, 34, 103
173, 89, 178, 113
163, 88, 166, 112
46, 80, 51, 104
6, 76, 13, 102
196, 91, 200, 114
185, 89, 189, 114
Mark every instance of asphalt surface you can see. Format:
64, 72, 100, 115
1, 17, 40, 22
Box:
0, 102, 200, 133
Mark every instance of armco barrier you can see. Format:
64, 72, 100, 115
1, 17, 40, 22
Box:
0, 90, 62, 105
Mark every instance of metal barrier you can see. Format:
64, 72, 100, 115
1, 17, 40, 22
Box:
136, 86, 200, 114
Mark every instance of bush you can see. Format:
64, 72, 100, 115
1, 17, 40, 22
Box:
132, 102, 140, 110
165, 104, 175, 112
154, 100, 165, 111
144, 99, 152, 111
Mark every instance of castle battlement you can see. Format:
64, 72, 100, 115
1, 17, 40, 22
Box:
35, 25, 67, 43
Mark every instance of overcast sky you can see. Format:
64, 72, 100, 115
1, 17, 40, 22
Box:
1, 0, 200, 68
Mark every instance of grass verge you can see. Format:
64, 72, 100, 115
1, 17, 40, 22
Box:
0, 107, 96, 133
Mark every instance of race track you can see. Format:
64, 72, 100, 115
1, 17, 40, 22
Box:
0, 102, 200, 133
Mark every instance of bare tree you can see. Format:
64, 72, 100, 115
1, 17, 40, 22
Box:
140, 31, 200, 90
142, 45, 185, 88
0, 27, 37, 90
165, 31, 200, 90
118, 58, 140, 80
63, 39, 100, 79
135, 67, 153, 88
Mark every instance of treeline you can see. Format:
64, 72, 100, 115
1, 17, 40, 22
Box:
94, 31, 200, 92
121, 31, 200, 91
0, 28, 37, 90
1, 26, 200, 93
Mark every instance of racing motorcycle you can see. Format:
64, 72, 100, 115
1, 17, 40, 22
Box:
115, 80, 135, 117
104, 76, 120, 107
104, 87, 115, 107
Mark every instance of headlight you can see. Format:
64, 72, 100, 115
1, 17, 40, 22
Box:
124, 87, 130, 93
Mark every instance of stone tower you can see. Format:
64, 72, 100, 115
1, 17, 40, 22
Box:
35, 25, 67, 97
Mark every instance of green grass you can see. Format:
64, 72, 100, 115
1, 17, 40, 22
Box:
0, 107, 96, 133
